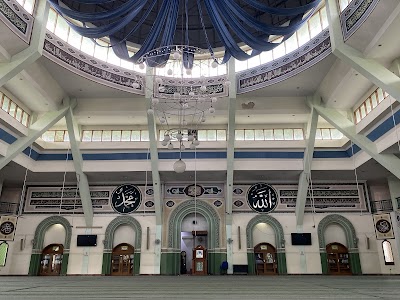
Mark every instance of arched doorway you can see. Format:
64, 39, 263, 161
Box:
246, 215, 287, 275
102, 216, 142, 275
180, 213, 208, 275
39, 244, 64, 276
29, 216, 72, 276
318, 214, 361, 275
163, 200, 221, 275
326, 242, 351, 275
254, 243, 277, 275
111, 243, 135, 276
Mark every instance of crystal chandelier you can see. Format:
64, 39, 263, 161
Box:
146, 47, 230, 173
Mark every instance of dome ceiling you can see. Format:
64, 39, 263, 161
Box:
50, 0, 321, 66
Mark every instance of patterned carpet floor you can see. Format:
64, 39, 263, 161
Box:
0, 275, 399, 299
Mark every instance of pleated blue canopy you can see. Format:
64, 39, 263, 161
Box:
48, 0, 322, 68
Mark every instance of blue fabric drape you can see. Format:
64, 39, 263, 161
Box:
48, 0, 322, 67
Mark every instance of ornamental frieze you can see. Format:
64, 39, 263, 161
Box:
341, 0, 379, 40
236, 29, 331, 93
23, 185, 154, 214
232, 182, 369, 213
0, 0, 33, 43
43, 31, 145, 95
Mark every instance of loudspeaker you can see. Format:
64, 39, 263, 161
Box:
20, 238, 25, 251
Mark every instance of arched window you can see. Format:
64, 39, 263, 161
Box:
0, 242, 9, 267
382, 240, 395, 265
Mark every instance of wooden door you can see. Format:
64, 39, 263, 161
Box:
254, 243, 277, 275
326, 243, 352, 275
111, 243, 134, 276
39, 244, 64, 276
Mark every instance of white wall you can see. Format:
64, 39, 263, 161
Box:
43, 224, 66, 248
113, 225, 136, 248
231, 213, 384, 274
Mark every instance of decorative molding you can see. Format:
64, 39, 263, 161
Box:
167, 200, 220, 249
103, 216, 142, 251
236, 29, 331, 93
32, 216, 72, 252
246, 214, 285, 250
43, 31, 145, 95
0, 0, 33, 44
317, 214, 358, 250
341, 0, 379, 40
23, 185, 154, 214
233, 182, 369, 213
154, 76, 229, 99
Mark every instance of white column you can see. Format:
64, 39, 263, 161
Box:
65, 100, 94, 227
226, 58, 236, 274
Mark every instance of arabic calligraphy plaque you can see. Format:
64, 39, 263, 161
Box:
184, 184, 204, 197
247, 183, 278, 213
111, 184, 142, 214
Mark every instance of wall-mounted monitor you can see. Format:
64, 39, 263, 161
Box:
77, 235, 97, 247
291, 233, 312, 246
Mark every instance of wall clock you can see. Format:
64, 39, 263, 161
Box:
247, 183, 278, 213
111, 184, 142, 214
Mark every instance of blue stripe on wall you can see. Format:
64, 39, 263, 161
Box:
1, 109, 399, 161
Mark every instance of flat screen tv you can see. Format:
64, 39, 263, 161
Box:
77, 235, 97, 247
291, 233, 312, 246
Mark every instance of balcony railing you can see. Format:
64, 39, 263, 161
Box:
0, 202, 18, 215
371, 199, 393, 213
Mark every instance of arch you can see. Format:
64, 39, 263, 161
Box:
318, 214, 358, 249
318, 214, 361, 274
102, 216, 142, 275
168, 200, 220, 249
162, 200, 222, 275
245, 214, 287, 274
29, 216, 72, 276
246, 215, 285, 249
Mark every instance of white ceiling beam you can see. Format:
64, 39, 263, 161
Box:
311, 102, 400, 179
225, 58, 236, 275
65, 98, 93, 227
0, 105, 69, 170
146, 67, 162, 274
326, 0, 400, 102
295, 95, 319, 226
0, 0, 49, 87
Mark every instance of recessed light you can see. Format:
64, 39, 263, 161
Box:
292, 114, 295, 117
88, 116, 91, 119
378, 44, 382, 47
296, 87, 300, 89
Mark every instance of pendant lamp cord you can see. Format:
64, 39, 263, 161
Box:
59, 148, 70, 215
350, 141, 362, 215
144, 145, 151, 217
18, 145, 33, 217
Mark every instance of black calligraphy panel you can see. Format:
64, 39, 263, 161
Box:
247, 183, 278, 213
111, 184, 142, 214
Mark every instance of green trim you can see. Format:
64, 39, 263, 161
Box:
61, 253, 69, 275
318, 214, 361, 275
247, 252, 256, 275
208, 252, 227, 275
349, 252, 362, 275
276, 252, 287, 274
245, 214, 287, 274
102, 253, 112, 275
160, 252, 180, 275
29, 216, 72, 276
134, 253, 141, 275
28, 253, 41, 276
102, 216, 142, 275
320, 252, 328, 274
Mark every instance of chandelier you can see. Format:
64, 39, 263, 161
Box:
48, 0, 322, 67
146, 48, 230, 173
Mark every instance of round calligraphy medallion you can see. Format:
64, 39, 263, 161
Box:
247, 183, 278, 213
184, 184, 204, 197
0, 221, 15, 235
375, 219, 391, 234
111, 184, 142, 214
